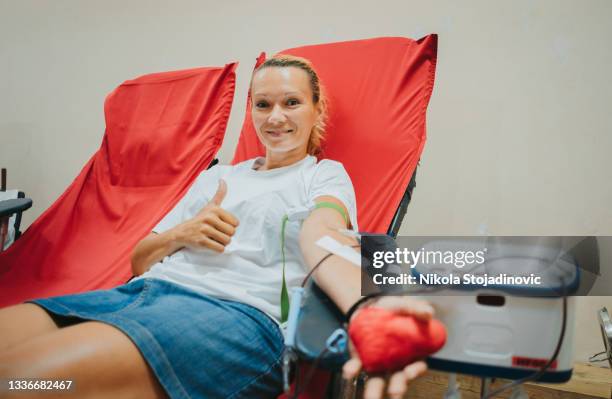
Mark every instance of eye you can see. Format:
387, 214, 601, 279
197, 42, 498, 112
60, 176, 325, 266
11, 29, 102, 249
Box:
255, 100, 269, 109
287, 98, 300, 106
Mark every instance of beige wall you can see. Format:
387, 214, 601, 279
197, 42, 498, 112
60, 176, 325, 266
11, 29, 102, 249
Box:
1, 0, 611, 366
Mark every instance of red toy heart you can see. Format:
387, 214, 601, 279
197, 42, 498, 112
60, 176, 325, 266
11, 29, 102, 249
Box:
348, 306, 447, 373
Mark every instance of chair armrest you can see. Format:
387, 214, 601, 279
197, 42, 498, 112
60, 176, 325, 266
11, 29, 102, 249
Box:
0, 198, 32, 218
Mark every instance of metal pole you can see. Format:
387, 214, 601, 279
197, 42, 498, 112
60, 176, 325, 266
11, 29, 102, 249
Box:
480, 377, 491, 398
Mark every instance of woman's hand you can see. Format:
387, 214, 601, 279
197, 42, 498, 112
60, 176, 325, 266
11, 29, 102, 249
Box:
173, 179, 239, 253
131, 180, 240, 275
343, 296, 434, 399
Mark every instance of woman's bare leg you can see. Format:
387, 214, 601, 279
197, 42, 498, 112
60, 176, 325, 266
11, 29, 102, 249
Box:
0, 304, 61, 353
0, 321, 168, 399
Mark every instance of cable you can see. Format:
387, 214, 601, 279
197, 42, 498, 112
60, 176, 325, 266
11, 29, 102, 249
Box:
301, 253, 333, 287
589, 351, 606, 360
301, 244, 361, 287
589, 351, 611, 363
346, 284, 448, 322
481, 279, 568, 399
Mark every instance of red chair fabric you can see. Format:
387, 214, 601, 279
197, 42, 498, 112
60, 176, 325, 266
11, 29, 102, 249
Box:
233, 35, 437, 234
0, 64, 237, 306
233, 35, 438, 399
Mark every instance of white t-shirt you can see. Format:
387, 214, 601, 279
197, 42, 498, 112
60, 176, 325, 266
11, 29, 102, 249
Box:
136, 155, 358, 322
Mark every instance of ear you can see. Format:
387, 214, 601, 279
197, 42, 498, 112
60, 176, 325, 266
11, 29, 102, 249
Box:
315, 101, 323, 117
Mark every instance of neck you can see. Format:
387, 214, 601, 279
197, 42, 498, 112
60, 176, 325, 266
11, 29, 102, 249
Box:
259, 149, 308, 171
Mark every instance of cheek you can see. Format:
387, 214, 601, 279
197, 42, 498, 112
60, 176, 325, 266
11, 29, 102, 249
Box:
295, 110, 317, 131
251, 112, 265, 130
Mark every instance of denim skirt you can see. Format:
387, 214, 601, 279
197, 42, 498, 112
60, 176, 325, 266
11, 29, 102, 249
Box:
28, 278, 284, 399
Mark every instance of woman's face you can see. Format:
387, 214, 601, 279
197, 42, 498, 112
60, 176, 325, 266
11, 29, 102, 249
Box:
251, 66, 320, 156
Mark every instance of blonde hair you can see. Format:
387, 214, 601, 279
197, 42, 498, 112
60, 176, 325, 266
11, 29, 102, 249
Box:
252, 54, 328, 156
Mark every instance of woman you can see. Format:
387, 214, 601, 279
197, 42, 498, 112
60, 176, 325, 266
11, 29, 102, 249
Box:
0, 55, 432, 399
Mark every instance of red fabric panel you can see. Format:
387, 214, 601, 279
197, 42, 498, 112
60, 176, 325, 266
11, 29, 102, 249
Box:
276, 362, 330, 399
232, 36, 437, 233
0, 64, 237, 306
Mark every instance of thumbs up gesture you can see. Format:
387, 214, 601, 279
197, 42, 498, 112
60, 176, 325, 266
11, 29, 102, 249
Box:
174, 179, 239, 253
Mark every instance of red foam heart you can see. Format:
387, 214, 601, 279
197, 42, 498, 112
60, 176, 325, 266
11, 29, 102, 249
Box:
348, 306, 447, 373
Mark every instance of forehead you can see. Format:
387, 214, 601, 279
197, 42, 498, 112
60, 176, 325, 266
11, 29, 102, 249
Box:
251, 66, 312, 97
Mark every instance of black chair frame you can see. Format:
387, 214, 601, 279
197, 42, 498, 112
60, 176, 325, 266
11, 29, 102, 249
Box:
0, 168, 32, 249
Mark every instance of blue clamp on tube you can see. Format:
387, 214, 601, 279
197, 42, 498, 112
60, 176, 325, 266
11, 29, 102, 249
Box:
326, 328, 348, 354
283, 287, 304, 393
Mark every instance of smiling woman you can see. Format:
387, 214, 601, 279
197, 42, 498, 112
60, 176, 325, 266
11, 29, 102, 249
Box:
0, 53, 431, 399
250, 55, 328, 169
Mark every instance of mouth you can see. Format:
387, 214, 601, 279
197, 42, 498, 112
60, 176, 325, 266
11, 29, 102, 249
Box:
265, 129, 294, 137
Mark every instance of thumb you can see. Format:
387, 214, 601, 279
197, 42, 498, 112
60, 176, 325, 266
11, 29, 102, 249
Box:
209, 179, 227, 206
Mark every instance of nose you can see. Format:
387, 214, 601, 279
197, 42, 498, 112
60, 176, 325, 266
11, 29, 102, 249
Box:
268, 104, 287, 125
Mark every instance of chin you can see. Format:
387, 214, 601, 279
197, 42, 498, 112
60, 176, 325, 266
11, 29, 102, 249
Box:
256, 133, 308, 155
266, 145, 294, 153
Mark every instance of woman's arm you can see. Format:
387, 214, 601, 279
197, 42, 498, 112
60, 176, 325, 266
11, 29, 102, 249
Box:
298, 195, 361, 313
131, 180, 239, 276
131, 231, 184, 276
299, 195, 433, 399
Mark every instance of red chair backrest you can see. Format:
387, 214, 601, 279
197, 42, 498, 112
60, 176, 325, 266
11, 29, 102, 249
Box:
0, 64, 237, 306
232, 35, 437, 233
